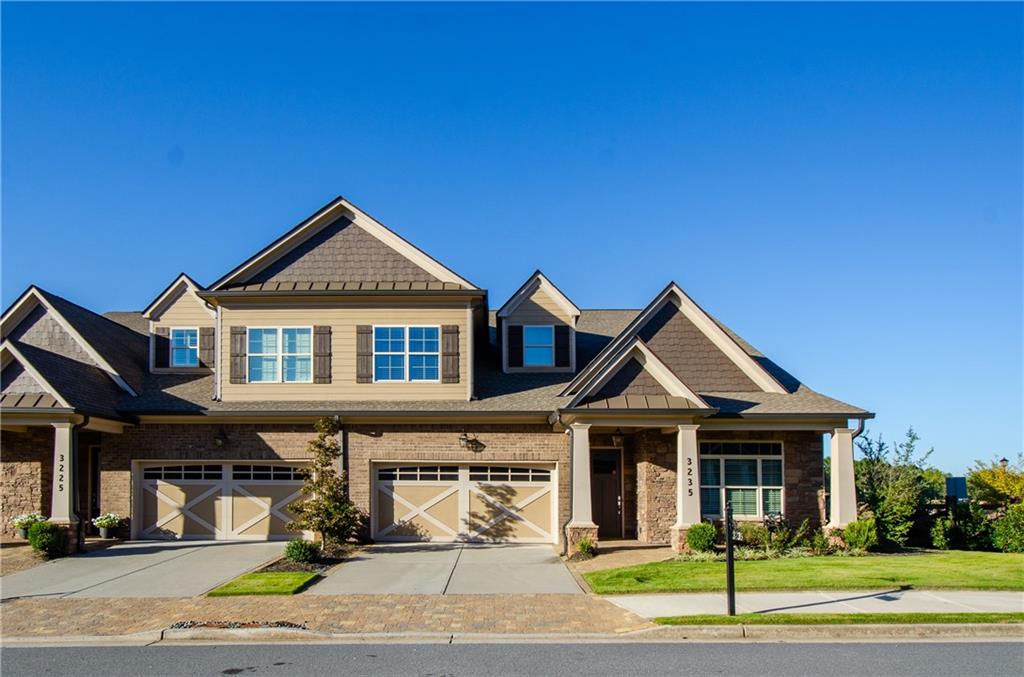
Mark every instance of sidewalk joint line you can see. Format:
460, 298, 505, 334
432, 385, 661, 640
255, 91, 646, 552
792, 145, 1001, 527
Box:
441, 545, 464, 595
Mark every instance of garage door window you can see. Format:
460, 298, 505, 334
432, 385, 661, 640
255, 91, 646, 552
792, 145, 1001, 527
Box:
377, 466, 459, 481
232, 465, 304, 481
469, 466, 551, 482
143, 464, 223, 480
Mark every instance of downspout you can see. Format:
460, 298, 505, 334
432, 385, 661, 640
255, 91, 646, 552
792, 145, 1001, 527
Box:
214, 305, 222, 401
851, 417, 866, 440
556, 411, 572, 557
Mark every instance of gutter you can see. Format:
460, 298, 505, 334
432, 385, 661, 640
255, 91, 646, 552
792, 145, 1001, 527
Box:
197, 289, 485, 300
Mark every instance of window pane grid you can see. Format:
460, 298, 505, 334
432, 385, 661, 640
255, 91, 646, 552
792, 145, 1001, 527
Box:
170, 328, 199, 367
248, 328, 312, 383
699, 443, 784, 519
374, 326, 440, 382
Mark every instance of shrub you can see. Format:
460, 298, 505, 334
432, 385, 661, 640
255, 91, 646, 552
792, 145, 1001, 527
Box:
284, 538, 321, 563
27, 521, 66, 559
843, 517, 878, 552
967, 454, 1024, 506
931, 502, 993, 551
738, 522, 769, 547
764, 516, 811, 555
810, 529, 833, 556
10, 512, 45, 530
576, 537, 596, 556
687, 522, 717, 552
992, 504, 1024, 553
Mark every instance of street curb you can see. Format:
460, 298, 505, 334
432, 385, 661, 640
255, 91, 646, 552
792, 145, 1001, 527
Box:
3, 624, 1022, 647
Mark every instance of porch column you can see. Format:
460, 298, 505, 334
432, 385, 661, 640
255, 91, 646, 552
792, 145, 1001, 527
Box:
50, 422, 77, 523
828, 427, 857, 528
566, 422, 598, 552
671, 424, 700, 551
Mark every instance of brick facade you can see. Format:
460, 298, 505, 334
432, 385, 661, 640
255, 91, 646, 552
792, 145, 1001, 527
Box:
0, 427, 53, 540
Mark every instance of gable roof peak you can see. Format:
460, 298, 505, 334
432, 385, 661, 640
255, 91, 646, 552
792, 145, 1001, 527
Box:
496, 269, 581, 319
210, 196, 478, 291
143, 272, 211, 320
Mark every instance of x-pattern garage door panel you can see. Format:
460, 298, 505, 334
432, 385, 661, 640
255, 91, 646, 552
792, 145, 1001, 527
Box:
137, 463, 305, 541
374, 464, 556, 544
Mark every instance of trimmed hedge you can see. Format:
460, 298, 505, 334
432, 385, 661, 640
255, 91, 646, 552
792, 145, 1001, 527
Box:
27, 521, 67, 559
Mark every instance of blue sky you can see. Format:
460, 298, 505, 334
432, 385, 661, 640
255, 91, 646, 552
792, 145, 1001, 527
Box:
2, 3, 1020, 473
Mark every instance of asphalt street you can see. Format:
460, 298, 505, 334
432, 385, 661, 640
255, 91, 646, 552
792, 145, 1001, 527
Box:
2, 641, 1022, 676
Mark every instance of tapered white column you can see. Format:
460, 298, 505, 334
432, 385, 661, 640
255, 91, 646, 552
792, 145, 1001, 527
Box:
674, 424, 701, 528
568, 423, 596, 527
50, 422, 77, 522
828, 427, 857, 528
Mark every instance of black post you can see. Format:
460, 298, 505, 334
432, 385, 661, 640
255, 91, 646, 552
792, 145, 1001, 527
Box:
725, 500, 736, 616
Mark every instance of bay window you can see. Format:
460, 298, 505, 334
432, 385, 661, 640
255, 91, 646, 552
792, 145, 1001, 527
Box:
699, 441, 784, 519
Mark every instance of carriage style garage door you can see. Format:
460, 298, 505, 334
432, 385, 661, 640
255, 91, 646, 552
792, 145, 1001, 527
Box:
136, 463, 306, 540
373, 464, 557, 543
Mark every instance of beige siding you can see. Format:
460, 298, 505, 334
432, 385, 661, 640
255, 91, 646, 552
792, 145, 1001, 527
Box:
219, 304, 470, 401
505, 287, 573, 326
152, 288, 214, 328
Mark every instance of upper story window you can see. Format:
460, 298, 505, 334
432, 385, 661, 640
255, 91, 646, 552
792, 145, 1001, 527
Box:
523, 325, 554, 367
170, 328, 199, 367
374, 326, 439, 382
247, 327, 312, 383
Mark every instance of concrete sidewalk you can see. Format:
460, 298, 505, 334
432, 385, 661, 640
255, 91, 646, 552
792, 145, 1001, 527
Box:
607, 589, 1024, 618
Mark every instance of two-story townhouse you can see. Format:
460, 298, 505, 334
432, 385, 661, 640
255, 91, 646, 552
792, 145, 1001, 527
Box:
0, 196, 870, 553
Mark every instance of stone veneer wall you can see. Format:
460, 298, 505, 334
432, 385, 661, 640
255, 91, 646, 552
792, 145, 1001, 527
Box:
0, 427, 53, 540
345, 424, 569, 547
633, 429, 826, 545
98, 424, 317, 527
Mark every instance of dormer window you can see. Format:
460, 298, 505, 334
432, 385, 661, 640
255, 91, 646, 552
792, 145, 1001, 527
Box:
170, 328, 199, 368
523, 326, 554, 367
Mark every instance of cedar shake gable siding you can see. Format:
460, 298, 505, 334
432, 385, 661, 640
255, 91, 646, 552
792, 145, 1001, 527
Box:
637, 301, 760, 392
229, 216, 440, 288
590, 357, 672, 400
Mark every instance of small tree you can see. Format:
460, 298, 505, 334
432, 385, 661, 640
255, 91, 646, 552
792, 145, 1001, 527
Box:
288, 417, 363, 550
967, 454, 1024, 507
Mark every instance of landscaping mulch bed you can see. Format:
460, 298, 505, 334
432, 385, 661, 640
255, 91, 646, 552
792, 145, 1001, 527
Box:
169, 620, 308, 630
258, 544, 354, 575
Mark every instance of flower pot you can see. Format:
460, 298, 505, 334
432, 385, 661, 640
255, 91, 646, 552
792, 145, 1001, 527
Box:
99, 527, 110, 539
17, 528, 27, 539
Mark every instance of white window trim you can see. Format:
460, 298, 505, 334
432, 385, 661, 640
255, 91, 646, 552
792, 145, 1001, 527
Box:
169, 327, 200, 368
523, 324, 555, 368
246, 326, 314, 384
698, 441, 785, 521
371, 324, 442, 383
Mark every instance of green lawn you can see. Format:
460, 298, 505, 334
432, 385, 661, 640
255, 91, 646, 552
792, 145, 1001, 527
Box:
655, 613, 1024, 626
584, 551, 1024, 595
207, 572, 319, 597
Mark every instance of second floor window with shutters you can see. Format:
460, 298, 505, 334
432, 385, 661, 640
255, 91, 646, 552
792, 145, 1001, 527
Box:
523, 325, 554, 367
248, 327, 312, 383
374, 326, 440, 382
170, 328, 199, 367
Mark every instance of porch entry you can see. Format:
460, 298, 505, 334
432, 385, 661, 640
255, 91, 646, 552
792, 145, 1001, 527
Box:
590, 449, 623, 539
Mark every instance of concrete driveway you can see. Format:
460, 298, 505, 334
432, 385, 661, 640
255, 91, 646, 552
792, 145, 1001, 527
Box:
0, 540, 284, 600
310, 543, 582, 595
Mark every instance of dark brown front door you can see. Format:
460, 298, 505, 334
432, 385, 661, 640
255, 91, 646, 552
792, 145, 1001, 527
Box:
591, 451, 622, 539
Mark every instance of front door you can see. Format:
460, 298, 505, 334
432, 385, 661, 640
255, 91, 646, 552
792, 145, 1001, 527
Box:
591, 451, 622, 539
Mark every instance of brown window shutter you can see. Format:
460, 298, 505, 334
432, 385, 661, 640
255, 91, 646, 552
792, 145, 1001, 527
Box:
154, 327, 170, 368
314, 325, 332, 384
230, 326, 247, 384
507, 325, 524, 368
199, 327, 216, 368
356, 325, 373, 383
554, 325, 571, 368
441, 325, 460, 384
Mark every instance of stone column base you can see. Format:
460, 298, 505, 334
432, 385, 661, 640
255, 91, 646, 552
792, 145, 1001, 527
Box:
566, 524, 600, 554
49, 521, 81, 555
671, 525, 690, 553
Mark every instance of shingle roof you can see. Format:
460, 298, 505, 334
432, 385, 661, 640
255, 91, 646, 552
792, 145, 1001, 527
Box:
214, 281, 468, 293
5, 341, 127, 419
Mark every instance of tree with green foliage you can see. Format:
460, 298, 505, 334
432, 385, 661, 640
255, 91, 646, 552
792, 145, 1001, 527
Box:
288, 417, 364, 550
967, 454, 1024, 507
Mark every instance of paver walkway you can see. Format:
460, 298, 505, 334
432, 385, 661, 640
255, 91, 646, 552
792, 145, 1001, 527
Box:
0, 595, 650, 637
608, 589, 1024, 618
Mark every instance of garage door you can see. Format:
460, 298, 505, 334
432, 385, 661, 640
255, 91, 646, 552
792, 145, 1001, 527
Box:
373, 464, 556, 543
138, 463, 306, 540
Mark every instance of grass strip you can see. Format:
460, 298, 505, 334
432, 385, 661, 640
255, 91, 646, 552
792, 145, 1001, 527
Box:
585, 551, 1024, 595
207, 571, 319, 597
654, 612, 1024, 625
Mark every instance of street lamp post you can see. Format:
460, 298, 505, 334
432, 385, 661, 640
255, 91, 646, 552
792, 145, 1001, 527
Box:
725, 500, 736, 616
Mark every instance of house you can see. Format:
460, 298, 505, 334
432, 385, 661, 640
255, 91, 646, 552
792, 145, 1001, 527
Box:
0, 196, 870, 553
